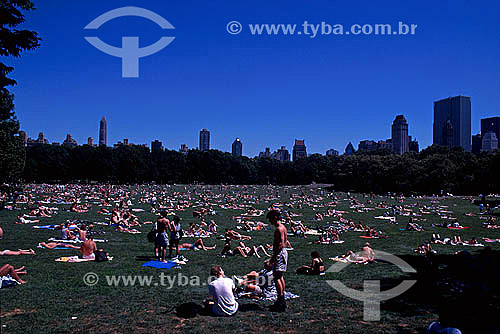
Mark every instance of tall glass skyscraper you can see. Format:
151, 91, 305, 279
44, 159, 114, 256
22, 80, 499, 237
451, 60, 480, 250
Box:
199, 128, 210, 151
433, 96, 471, 151
292, 139, 307, 161
391, 115, 409, 155
232, 138, 242, 157
99, 116, 107, 146
481, 116, 500, 149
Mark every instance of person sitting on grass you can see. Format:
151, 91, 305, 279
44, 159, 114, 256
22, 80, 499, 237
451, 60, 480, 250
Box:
179, 238, 216, 251
205, 265, 238, 316
361, 242, 376, 262
61, 222, 76, 240
296, 251, 325, 275
80, 237, 97, 260
0, 264, 27, 284
0, 249, 36, 256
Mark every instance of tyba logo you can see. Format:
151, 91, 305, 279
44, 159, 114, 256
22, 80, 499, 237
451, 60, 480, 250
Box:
84, 6, 175, 78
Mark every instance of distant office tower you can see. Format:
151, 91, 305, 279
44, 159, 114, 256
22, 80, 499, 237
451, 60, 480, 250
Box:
481, 132, 499, 152
408, 137, 419, 153
481, 116, 500, 149
180, 144, 188, 154
123, 139, 129, 145
472, 134, 482, 154
271, 146, 290, 162
378, 139, 393, 151
326, 149, 339, 156
151, 140, 163, 153
232, 138, 242, 157
292, 139, 307, 160
87, 137, 94, 146
259, 147, 271, 158
19, 131, 27, 146
345, 142, 355, 155
433, 96, 471, 151
199, 128, 210, 151
99, 117, 107, 146
359, 140, 378, 152
391, 115, 409, 155
27, 132, 49, 147
63, 134, 78, 147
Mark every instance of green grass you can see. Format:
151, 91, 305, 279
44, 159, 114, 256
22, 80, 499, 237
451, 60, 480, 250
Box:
0, 186, 498, 333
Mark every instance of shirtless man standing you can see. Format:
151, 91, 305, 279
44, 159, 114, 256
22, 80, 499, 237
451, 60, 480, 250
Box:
267, 209, 288, 312
80, 237, 97, 260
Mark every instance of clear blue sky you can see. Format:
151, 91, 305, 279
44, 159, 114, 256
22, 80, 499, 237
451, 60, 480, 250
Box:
8, 0, 500, 156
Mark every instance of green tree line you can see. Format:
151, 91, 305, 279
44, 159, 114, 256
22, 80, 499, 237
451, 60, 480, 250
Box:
20, 144, 500, 194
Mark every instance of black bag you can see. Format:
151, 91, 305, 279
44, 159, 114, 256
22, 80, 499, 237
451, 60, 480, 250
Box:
94, 250, 108, 262
178, 228, 184, 239
147, 229, 157, 243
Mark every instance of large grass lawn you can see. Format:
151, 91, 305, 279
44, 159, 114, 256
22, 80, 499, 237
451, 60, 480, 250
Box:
0, 185, 498, 333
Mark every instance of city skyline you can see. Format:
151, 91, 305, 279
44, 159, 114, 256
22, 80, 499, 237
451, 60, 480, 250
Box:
20, 104, 499, 156
10, 1, 500, 157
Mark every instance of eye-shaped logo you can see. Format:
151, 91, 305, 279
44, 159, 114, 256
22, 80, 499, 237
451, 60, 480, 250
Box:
326, 250, 417, 321
84, 6, 175, 78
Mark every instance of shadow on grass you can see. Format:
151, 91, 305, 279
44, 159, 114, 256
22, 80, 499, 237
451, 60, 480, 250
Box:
374, 249, 500, 334
174, 302, 264, 319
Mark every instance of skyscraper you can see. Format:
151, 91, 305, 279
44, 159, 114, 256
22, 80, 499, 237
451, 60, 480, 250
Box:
408, 137, 419, 153
480, 116, 500, 149
481, 132, 499, 152
87, 137, 94, 146
326, 149, 339, 156
63, 134, 78, 147
292, 139, 307, 160
199, 128, 210, 151
258, 148, 271, 158
433, 96, 471, 151
271, 146, 290, 162
99, 116, 107, 146
151, 140, 163, 153
391, 115, 409, 155
232, 138, 242, 157
19, 131, 27, 146
180, 144, 188, 154
344, 142, 355, 156
472, 134, 482, 153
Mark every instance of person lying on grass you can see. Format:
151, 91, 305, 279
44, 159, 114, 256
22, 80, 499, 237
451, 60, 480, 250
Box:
179, 238, 216, 251
233, 259, 274, 296
0, 249, 36, 255
224, 229, 251, 241
16, 215, 40, 224
290, 221, 309, 236
38, 242, 80, 249
334, 245, 375, 264
0, 264, 27, 284
296, 251, 325, 275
